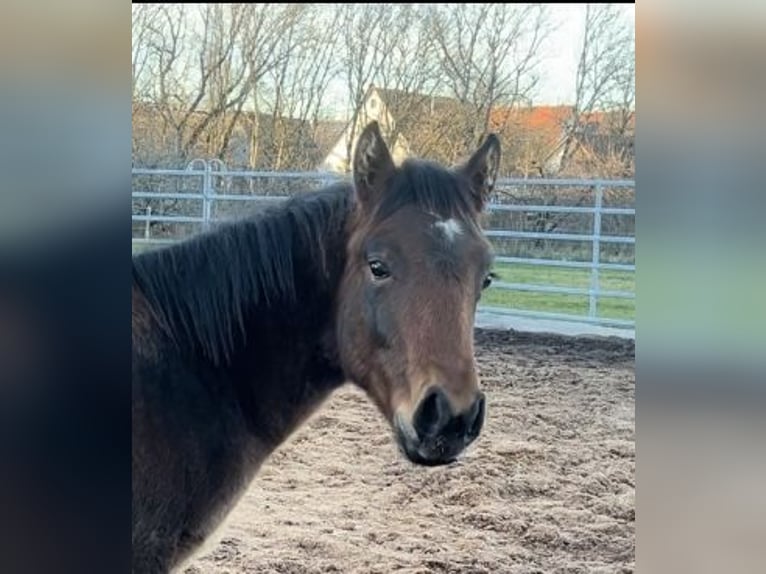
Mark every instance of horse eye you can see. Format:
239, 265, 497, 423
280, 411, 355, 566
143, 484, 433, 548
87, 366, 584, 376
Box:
482, 272, 497, 290
369, 260, 390, 280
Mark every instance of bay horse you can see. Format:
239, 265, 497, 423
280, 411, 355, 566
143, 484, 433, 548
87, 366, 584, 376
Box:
132, 121, 501, 573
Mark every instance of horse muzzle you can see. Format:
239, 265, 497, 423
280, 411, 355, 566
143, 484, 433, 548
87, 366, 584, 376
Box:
393, 388, 485, 466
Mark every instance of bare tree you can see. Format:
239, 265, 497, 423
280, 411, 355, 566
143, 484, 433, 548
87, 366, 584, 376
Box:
257, 5, 343, 170
183, 4, 289, 162
426, 4, 550, 159
609, 28, 635, 136
496, 5, 636, 245
338, 4, 397, 168
131, 4, 187, 166
557, 4, 634, 175
368, 5, 442, 152
603, 23, 635, 177
134, 4, 289, 166
132, 4, 161, 102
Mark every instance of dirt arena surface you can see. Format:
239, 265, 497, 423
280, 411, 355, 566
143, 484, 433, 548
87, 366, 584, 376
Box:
184, 329, 635, 574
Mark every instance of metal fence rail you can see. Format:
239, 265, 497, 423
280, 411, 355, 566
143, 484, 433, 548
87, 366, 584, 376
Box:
132, 161, 635, 329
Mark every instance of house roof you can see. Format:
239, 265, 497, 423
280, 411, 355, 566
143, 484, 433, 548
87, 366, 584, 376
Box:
365, 86, 635, 171
489, 105, 572, 133
374, 87, 459, 116
488, 105, 574, 154
370, 88, 575, 141
133, 100, 350, 163
581, 110, 636, 133
371, 86, 466, 136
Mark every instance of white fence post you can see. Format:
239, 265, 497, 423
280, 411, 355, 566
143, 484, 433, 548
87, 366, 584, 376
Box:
144, 206, 151, 239
589, 183, 603, 318
202, 161, 212, 230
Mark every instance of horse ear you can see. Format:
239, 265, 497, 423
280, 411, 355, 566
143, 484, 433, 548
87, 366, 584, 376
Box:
458, 134, 501, 211
352, 121, 395, 210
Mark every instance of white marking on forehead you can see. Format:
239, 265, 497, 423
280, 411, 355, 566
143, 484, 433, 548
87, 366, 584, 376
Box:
433, 218, 463, 242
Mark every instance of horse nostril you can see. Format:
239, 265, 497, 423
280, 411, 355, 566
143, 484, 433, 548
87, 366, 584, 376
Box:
465, 393, 485, 440
413, 388, 450, 438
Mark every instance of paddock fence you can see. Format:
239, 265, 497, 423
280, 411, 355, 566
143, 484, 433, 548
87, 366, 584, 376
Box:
132, 160, 635, 330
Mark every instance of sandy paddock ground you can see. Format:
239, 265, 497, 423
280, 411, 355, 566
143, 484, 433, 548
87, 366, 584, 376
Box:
184, 329, 635, 574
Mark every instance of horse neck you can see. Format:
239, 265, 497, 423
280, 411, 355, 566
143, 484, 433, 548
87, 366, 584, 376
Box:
221, 188, 353, 444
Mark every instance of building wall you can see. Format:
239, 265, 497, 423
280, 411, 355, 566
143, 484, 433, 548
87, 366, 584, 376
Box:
319, 88, 409, 173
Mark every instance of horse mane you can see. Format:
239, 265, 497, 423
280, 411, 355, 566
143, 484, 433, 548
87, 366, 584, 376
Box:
132, 184, 351, 366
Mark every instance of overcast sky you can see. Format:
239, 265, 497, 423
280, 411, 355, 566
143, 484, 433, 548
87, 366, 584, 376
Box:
536, 4, 634, 105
